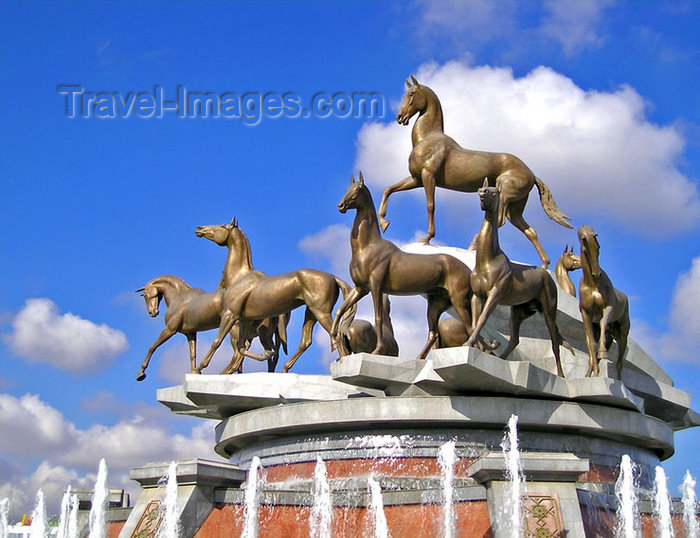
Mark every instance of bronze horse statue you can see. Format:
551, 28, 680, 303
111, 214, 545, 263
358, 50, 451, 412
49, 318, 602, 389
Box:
135, 275, 226, 380
331, 173, 485, 360
377, 76, 572, 268
465, 179, 572, 377
577, 225, 630, 378
194, 223, 356, 374
555, 245, 581, 297
195, 218, 289, 372
339, 295, 399, 356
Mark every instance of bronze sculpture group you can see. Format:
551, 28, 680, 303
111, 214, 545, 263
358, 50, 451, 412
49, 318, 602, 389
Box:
138, 77, 630, 381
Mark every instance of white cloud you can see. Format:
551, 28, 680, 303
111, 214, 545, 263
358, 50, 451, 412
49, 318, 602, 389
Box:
414, 0, 613, 57
3, 298, 128, 372
630, 256, 700, 366
299, 224, 352, 277
356, 60, 699, 238
0, 393, 221, 520
540, 0, 610, 55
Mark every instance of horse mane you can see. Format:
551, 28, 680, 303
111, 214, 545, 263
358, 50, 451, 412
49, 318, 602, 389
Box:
417, 84, 444, 130
232, 227, 254, 269
147, 275, 192, 293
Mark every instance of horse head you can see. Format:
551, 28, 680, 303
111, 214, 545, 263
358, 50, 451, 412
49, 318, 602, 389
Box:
397, 75, 427, 125
195, 217, 239, 246
477, 177, 499, 213
137, 283, 162, 317
578, 225, 601, 280
560, 245, 582, 271
338, 172, 369, 213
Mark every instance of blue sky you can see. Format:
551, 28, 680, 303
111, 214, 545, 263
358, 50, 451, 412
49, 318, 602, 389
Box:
1, 0, 699, 519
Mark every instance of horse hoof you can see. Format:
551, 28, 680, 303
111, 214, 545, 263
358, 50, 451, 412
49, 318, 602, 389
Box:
379, 218, 390, 233
136, 372, 146, 381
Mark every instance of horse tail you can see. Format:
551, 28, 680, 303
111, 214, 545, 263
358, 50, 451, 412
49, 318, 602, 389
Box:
334, 277, 357, 353
534, 177, 573, 229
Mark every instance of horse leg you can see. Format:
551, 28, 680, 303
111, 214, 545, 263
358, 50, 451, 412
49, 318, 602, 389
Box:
541, 305, 566, 378
506, 197, 550, 269
421, 169, 437, 243
465, 288, 501, 347
500, 304, 532, 360
615, 313, 631, 380
137, 326, 177, 381
377, 175, 421, 233
283, 308, 317, 372
187, 333, 197, 373
196, 308, 240, 373
417, 295, 448, 360
581, 310, 599, 377
331, 286, 367, 340
597, 306, 614, 361
369, 286, 386, 355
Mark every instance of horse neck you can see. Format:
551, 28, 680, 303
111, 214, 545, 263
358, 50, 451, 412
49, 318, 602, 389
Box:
153, 276, 189, 307
412, 89, 444, 145
476, 206, 501, 264
579, 249, 598, 287
351, 190, 383, 253
555, 261, 575, 290
220, 231, 254, 287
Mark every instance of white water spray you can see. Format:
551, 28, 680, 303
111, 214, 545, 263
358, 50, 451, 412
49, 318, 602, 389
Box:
367, 475, 389, 538
438, 440, 457, 538
653, 466, 674, 538
682, 471, 699, 538
68, 493, 79, 538
30, 489, 47, 538
309, 457, 332, 538
242, 456, 263, 538
614, 454, 640, 538
159, 461, 181, 538
89, 458, 109, 538
1, 498, 9, 538
501, 414, 525, 538
57, 485, 72, 538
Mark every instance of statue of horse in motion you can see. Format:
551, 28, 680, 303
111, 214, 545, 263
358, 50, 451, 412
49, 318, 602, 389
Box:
555, 245, 581, 297
135, 276, 225, 380
195, 218, 289, 372
577, 225, 630, 378
465, 179, 572, 377
377, 76, 572, 268
194, 221, 356, 374
331, 172, 485, 360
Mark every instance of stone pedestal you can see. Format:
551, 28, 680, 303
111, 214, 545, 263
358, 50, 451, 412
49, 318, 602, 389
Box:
118, 459, 245, 538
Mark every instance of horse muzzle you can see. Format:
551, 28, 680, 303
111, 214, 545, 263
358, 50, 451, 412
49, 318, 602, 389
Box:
338, 202, 348, 214
396, 113, 410, 126
194, 227, 207, 237
149, 309, 159, 317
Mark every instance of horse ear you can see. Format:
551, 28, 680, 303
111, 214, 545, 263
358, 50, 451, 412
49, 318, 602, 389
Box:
482, 177, 489, 189
405, 79, 412, 89
135, 287, 145, 294
350, 174, 355, 184
411, 74, 419, 86
230, 217, 237, 227
358, 171, 365, 186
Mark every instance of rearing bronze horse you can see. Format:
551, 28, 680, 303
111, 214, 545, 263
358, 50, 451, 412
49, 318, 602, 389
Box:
377, 76, 572, 268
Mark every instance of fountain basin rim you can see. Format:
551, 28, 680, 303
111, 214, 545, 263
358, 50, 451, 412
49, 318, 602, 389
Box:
214, 395, 674, 460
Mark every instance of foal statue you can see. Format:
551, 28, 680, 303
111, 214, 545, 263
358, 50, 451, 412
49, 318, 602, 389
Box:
577, 225, 630, 378
465, 179, 572, 377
